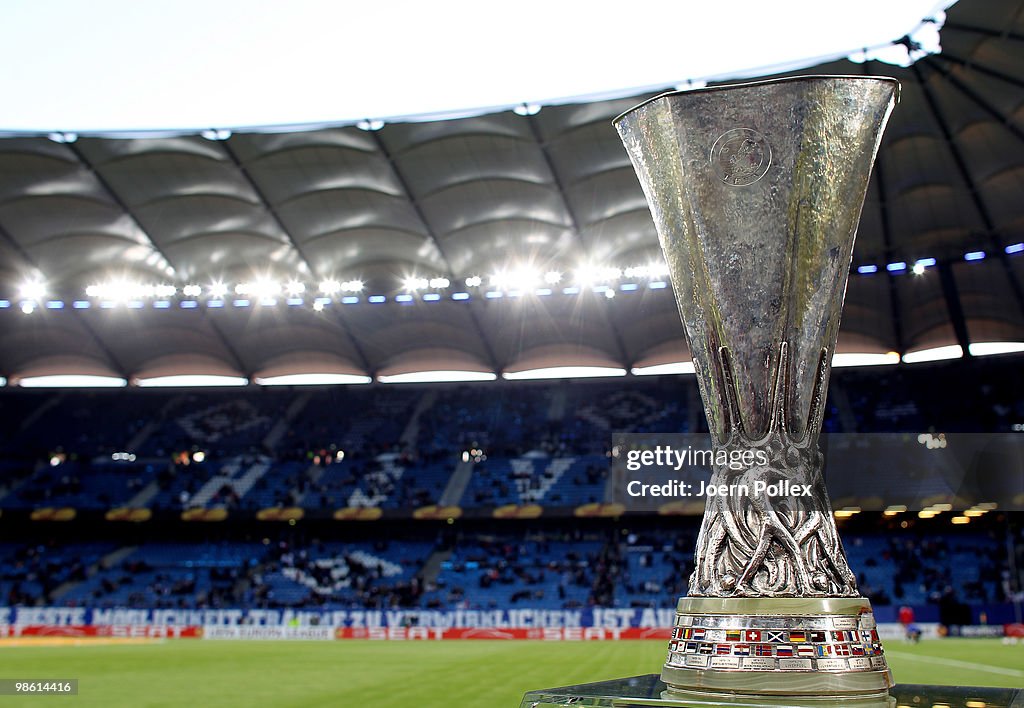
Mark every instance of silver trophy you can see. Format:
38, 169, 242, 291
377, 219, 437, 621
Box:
615, 76, 898, 699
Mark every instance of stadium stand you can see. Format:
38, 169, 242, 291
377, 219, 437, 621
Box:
0, 356, 1022, 626
2, 357, 1024, 515
60, 542, 265, 609
4, 522, 1016, 626
3, 459, 153, 510
462, 455, 607, 507
1, 541, 117, 606
425, 532, 608, 610
259, 539, 431, 608
416, 385, 554, 456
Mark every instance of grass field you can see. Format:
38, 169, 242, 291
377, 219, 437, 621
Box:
0, 639, 1020, 706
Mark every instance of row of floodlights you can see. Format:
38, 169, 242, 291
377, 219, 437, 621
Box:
836, 501, 997, 524
79, 279, 366, 301
15, 265, 673, 304
10, 242, 1021, 306
5, 280, 674, 314
857, 243, 1023, 275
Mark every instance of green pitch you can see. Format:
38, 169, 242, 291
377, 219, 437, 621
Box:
0, 639, 1020, 706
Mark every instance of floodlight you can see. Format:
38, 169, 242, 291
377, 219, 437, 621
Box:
319, 279, 341, 295
18, 280, 46, 301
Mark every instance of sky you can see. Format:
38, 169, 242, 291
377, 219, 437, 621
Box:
0, 0, 953, 134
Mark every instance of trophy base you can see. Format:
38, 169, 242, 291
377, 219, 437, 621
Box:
525, 685, 893, 707
662, 597, 892, 698
521, 675, 1024, 708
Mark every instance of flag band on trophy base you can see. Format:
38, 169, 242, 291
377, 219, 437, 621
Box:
666, 611, 885, 674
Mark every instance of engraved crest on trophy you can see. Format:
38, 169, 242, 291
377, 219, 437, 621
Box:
711, 127, 771, 186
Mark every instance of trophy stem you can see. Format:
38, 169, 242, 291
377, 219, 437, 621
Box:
690, 341, 857, 598
691, 434, 855, 598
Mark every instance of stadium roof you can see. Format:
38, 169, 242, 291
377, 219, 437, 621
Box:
0, 0, 1022, 385
0, 1, 947, 132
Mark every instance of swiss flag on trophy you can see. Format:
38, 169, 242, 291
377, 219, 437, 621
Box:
744, 630, 761, 642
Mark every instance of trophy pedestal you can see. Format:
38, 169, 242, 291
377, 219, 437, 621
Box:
662, 597, 892, 698
520, 675, 1024, 708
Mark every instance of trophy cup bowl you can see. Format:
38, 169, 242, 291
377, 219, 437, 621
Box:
614, 76, 899, 700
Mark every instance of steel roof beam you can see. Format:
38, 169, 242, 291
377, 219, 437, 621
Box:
523, 115, 633, 369
912, 60, 1024, 321
66, 144, 179, 278
0, 220, 131, 380
932, 50, 1024, 93
924, 59, 1024, 146
861, 62, 906, 354
368, 132, 502, 373
868, 149, 907, 353
219, 140, 374, 376
937, 260, 974, 358
68, 144, 252, 379
942, 21, 1024, 44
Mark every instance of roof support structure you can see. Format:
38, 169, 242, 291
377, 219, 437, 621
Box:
937, 260, 973, 358
218, 143, 317, 274
924, 59, 1024, 145
73, 316, 134, 381
932, 50, 1024, 94
0, 221, 131, 380
218, 141, 374, 376
942, 20, 1024, 44
912, 60, 1024, 322
66, 144, 178, 277
861, 62, 906, 354
869, 153, 907, 354
0, 220, 36, 273
68, 144, 252, 379
369, 132, 502, 373
523, 115, 633, 369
